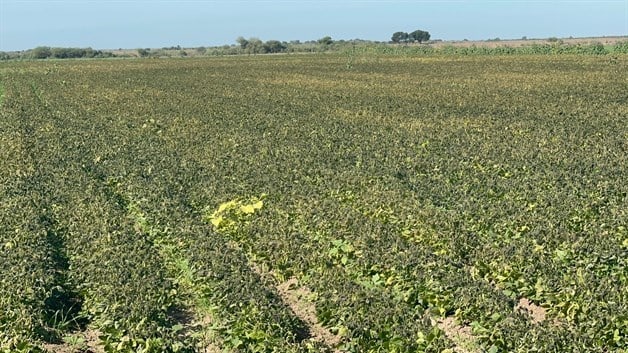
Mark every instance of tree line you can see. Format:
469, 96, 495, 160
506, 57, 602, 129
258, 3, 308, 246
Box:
27, 46, 115, 59
4, 32, 626, 61
391, 29, 431, 43
235, 36, 334, 54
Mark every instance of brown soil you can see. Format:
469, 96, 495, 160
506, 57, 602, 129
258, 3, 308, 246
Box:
195, 313, 222, 353
247, 260, 341, 350
437, 316, 478, 353
167, 304, 222, 353
41, 306, 223, 352
276, 277, 342, 349
42, 328, 103, 353
168, 306, 222, 352
516, 297, 547, 323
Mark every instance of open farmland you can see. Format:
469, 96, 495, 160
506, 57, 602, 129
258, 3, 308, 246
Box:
0, 53, 627, 352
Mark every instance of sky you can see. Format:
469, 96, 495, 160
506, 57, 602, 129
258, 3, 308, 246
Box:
1, 0, 627, 51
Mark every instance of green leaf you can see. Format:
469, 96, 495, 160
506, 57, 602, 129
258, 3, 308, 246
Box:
246, 329, 267, 340
230, 337, 243, 348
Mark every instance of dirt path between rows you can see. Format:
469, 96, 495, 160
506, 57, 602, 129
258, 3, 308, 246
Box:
42, 328, 104, 353
436, 316, 478, 353
516, 297, 547, 323
276, 277, 342, 349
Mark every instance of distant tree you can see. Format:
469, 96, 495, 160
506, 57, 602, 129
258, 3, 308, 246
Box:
391, 31, 409, 43
138, 48, 150, 57
247, 38, 264, 54
409, 29, 431, 43
589, 42, 607, 55
263, 40, 286, 53
51, 47, 67, 58
318, 36, 333, 45
84, 48, 99, 58
51, 47, 89, 59
31, 46, 52, 59
236, 36, 249, 49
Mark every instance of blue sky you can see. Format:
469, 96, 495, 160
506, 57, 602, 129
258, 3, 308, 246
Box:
1, 0, 627, 51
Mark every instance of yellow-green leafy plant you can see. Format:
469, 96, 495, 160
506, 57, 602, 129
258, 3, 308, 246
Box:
203, 194, 266, 234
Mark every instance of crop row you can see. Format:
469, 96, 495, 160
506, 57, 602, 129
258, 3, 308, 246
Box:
1, 53, 626, 352
0, 74, 188, 352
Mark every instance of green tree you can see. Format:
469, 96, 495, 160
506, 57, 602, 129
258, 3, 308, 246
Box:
247, 38, 263, 54
236, 36, 249, 49
318, 36, 333, 46
31, 46, 52, 59
51, 47, 91, 58
409, 30, 430, 43
391, 31, 409, 43
263, 40, 286, 53
137, 48, 150, 57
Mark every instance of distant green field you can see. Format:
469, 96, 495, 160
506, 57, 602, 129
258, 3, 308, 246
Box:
1, 54, 626, 352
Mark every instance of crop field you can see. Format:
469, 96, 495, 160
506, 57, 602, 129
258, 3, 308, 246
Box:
0, 53, 626, 352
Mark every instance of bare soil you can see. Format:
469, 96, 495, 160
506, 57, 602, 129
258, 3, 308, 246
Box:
276, 277, 342, 348
167, 306, 222, 353
247, 260, 341, 350
437, 316, 478, 353
516, 297, 547, 323
197, 313, 222, 353
42, 328, 103, 353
